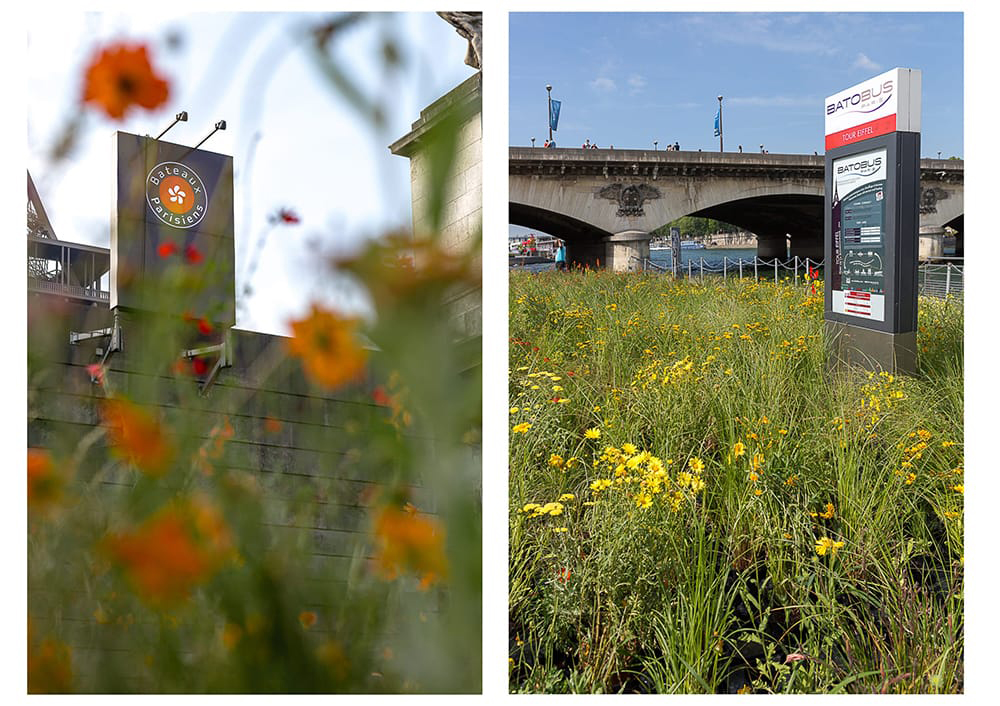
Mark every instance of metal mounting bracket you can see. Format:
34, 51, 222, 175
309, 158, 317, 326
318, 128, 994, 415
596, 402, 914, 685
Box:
70, 311, 122, 382
182, 329, 233, 396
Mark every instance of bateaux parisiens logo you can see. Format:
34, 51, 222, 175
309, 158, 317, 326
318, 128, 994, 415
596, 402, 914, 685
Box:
145, 162, 208, 228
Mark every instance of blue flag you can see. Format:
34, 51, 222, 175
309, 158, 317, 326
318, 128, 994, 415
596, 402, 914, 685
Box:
550, 99, 561, 131
713, 109, 721, 137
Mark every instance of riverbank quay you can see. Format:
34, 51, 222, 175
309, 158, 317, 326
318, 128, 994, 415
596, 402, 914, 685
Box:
509, 269, 963, 694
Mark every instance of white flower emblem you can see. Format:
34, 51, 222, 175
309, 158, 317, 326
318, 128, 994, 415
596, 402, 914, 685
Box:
168, 184, 187, 205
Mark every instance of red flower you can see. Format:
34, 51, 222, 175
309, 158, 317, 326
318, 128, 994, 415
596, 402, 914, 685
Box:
184, 244, 203, 265
557, 567, 571, 583
277, 208, 300, 224
86, 363, 106, 385
197, 318, 213, 335
371, 385, 392, 406
158, 242, 178, 258
192, 358, 210, 375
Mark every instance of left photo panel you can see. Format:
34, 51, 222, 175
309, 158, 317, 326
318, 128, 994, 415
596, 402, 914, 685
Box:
27, 11, 482, 693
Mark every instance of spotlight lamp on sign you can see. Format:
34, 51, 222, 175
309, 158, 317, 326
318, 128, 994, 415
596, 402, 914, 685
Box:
155, 110, 189, 141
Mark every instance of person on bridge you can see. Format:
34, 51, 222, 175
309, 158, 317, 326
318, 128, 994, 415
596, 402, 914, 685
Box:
554, 239, 567, 271
673, 141, 680, 150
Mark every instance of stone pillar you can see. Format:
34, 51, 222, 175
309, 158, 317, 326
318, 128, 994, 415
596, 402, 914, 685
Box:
918, 225, 945, 260
603, 230, 652, 272
756, 233, 788, 259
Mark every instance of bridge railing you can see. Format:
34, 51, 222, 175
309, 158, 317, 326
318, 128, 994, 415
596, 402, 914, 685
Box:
634, 255, 964, 299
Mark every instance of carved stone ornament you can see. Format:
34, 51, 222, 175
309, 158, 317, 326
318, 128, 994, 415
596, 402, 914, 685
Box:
919, 186, 949, 215
598, 183, 662, 217
437, 12, 482, 70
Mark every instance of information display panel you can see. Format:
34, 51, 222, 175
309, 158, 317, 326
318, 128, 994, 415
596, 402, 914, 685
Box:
831, 147, 887, 322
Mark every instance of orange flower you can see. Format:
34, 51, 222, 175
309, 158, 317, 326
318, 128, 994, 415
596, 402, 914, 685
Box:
28, 633, 73, 693
373, 504, 448, 589
103, 498, 232, 604
299, 610, 318, 629
102, 399, 175, 475
28, 448, 64, 510
334, 234, 479, 314
287, 304, 368, 389
82, 42, 170, 120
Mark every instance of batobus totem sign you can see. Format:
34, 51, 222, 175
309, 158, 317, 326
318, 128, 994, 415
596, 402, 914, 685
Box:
823, 67, 921, 374
111, 131, 235, 328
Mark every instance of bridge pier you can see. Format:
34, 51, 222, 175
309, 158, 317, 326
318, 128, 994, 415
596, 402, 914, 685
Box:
918, 225, 946, 260
756, 233, 789, 259
604, 230, 651, 272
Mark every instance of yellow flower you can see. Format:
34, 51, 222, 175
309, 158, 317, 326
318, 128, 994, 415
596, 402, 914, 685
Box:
548, 453, 565, 468
512, 422, 532, 434
522, 503, 541, 513
689, 476, 705, 493
731, 441, 746, 459
509, 407, 519, 414
815, 537, 845, 556
952, 484, 964, 494
622, 442, 638, 455
819, 502, 835, 519
688, 457, 705, 473
584, 428, 601, 439
558, 493, 575, 502
635, 492, 652, 509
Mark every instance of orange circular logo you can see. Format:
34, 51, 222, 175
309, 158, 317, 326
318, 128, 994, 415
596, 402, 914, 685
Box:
146, 162, 208, 228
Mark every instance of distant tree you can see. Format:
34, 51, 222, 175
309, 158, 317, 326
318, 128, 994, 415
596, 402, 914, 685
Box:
654, 216, 740, 239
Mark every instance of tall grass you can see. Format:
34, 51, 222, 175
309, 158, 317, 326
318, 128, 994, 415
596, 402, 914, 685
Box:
509, 270, 963, 694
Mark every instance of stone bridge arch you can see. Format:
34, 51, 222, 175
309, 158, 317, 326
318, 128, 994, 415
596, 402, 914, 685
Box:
510, 148, 964, 269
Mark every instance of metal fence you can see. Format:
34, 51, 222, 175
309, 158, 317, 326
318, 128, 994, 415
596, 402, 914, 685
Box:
635, 255, 964, 299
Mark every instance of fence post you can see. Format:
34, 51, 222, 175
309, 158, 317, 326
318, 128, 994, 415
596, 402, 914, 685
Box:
700, 258, 704, 282
754, 257, 758, 280
739, 258, 744, 279
946, 262, 952, 296
774, 258, 778, 284
724, 256, 728, 281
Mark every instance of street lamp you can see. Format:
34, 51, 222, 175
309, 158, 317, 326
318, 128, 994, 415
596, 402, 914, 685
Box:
653, 140, 658, 150
546, 84, 553, 143
531, 137, 536, 148
717, 95, 724, 152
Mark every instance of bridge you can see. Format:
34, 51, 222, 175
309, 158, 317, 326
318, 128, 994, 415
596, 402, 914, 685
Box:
509, 148, 964, 270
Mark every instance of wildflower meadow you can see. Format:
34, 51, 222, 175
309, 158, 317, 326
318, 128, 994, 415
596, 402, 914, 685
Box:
509, 268, 963, 693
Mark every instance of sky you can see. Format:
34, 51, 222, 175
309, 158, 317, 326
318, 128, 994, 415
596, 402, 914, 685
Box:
510, 12, 963, 157
25, 11, 476, 335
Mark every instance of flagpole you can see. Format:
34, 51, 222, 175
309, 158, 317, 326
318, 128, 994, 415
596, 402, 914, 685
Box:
717, 95, 724, 152
547, 84, 553, 143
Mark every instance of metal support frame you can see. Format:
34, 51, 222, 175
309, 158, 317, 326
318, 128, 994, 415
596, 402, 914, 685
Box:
182, 329, 233, 396
70, 310, 123, 381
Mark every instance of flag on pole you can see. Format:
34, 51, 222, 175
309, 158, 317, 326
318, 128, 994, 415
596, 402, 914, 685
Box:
550, 99, 561, 131
713, 109, 721, 137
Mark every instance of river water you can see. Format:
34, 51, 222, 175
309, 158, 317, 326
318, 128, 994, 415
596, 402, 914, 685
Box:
511, 247, 768, 273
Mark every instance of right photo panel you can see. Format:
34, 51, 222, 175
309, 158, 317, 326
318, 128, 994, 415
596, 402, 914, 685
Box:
508, 12, 964, 694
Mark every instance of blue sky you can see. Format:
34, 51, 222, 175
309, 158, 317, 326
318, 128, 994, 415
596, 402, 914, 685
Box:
510, 12, 963, 158
25, 12, 475, 335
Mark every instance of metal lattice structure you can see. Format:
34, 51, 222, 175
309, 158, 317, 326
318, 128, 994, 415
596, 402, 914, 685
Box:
27, 170, 111, 303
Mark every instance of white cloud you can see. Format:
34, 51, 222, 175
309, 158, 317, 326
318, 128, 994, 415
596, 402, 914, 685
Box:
591, 76, 616, 92
627, 74, 646, 91
853, 53, 881, 72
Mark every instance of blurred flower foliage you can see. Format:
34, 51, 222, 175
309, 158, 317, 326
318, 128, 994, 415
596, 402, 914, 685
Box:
28, 14, 481, 694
